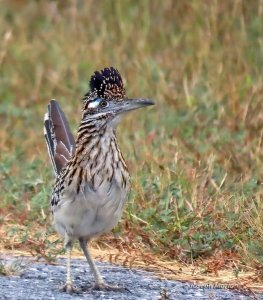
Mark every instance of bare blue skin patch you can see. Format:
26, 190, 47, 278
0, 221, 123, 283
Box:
88, 98, 102, 109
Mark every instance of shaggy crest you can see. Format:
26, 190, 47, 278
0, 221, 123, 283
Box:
89, 67, 126, 100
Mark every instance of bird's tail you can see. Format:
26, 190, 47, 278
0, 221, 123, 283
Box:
44, 99, 75, 176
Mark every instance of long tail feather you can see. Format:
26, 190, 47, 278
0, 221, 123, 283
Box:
44, 99, 75, 176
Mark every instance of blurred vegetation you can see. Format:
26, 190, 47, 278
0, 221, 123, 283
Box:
0, 0, 262, 275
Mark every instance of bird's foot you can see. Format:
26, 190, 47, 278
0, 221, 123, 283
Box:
59, 283, 79, 294
91, 282, 129, 292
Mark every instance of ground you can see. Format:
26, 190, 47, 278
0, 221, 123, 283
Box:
0, 255, 260, 300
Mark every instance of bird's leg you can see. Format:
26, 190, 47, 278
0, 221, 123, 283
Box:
60, 238, 78, 293
79, 238, 124, 291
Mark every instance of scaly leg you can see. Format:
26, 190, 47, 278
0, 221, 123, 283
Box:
60, 239, 78, 293
79, 238, 124, 291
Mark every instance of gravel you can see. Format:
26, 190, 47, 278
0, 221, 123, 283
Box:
0, 257, 261, 300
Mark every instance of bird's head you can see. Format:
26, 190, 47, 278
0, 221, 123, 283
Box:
82, 67, 154, 128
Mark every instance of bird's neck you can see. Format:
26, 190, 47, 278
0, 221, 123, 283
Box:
65, 116, 129, 191
74, 117, 118, 161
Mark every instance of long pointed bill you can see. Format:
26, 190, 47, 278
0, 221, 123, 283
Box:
119, 98, 155, 114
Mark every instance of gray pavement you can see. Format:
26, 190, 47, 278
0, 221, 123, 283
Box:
0, 257, 260, 299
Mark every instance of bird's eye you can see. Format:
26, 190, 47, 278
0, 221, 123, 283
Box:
100, 100, 109, 108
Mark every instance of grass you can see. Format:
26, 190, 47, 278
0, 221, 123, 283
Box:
0, 0, 263, 285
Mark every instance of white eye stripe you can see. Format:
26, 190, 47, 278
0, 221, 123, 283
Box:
88, 99, 101, 109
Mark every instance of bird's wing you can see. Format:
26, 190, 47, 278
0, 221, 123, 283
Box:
44, 99, 75, 176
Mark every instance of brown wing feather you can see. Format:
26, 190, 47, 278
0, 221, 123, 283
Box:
43, 99, 75, 176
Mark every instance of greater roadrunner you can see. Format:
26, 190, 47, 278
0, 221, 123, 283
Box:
44, 67, 154, 293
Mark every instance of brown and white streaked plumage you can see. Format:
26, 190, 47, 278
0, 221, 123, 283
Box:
44, 67, 154, 293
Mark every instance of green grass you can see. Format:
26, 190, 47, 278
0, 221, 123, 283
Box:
0, 0, 262, 274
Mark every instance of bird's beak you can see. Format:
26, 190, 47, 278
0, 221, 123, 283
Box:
118, 98, 155, 114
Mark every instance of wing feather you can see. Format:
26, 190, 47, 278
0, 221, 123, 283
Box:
43, 99, 75, 176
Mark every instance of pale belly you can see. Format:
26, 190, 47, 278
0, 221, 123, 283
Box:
53, 180, 129, 240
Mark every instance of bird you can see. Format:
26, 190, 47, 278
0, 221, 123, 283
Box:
43, 67, 154, 293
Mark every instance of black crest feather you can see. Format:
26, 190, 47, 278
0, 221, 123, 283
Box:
89, 67, 126, 100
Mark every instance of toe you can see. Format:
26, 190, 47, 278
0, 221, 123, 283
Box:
59, 283, 79, 294
91, 282, 128, 291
